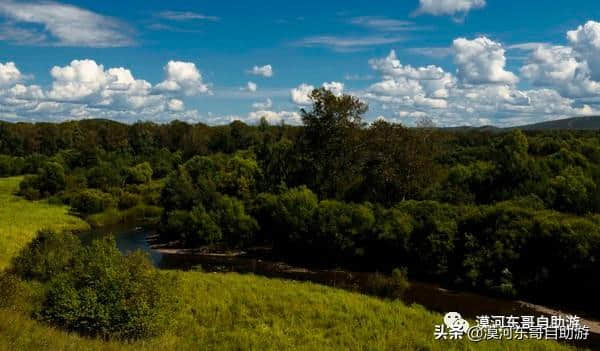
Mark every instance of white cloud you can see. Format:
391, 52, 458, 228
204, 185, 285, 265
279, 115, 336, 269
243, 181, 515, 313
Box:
349, 17, 417, 32
252, 98, 273, 109
157, 11, 219, 21
567, 21, 600, 81
0, 62, 23, 87
367, 50, 455, 101
415, 0, 486, 17
168, 99, 184, 111
248, 65, 273, 78
291, 82, 346, 105
0, 0, 134, 47
0, 60, 207, 123
362, 46, 597, 127
247, 81, 258, 92
519, 44, 600, 98
247, 110, 302, 125
453, 37, 519, 85
322, 81, 344, 96
155, 61, 210, 96
295, 35, 405, 52
290, 83, 315, 105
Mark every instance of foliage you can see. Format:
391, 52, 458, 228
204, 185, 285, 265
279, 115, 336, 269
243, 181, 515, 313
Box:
11, 230, 177, 340
70, 189, 116, 215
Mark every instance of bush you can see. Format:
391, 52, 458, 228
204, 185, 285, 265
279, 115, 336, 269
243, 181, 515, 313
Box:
71, 189, 116, 215
12, 229, 82, 282
365, 268, 410, 300
118, 191, 141, 210
126, 162, 153, 184
274, 186, 318, 248
14, 231, 177, 339
18, 175, 41, 200
212, 195, 258, 247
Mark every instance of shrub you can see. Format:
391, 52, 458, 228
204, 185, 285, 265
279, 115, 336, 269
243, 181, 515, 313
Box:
12, 229, 82, 282
126, 162, 153, 184
71, 189, 116, 215
18, 175, 41, 200
212, 195, 258, 247
15, 231, 177, 340
365, 268, 410, 300
118, 191, 141, 210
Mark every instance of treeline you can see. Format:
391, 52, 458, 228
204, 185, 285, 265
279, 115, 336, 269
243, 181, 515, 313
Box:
1, 88, 600, 312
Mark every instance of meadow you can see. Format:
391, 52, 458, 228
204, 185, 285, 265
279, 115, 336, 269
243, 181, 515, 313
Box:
0, 176, 89, 270
0, 176, 582, 350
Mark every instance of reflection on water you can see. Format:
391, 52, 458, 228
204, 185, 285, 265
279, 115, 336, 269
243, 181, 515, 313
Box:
81, 224, 600, 349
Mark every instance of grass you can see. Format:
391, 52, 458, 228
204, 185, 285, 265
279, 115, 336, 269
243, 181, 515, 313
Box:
0, 176, 583, 350
0, 176, 89, 270
86, 205, 162, 228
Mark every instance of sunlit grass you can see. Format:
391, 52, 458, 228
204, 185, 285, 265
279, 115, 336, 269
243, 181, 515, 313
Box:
0, 176, 89, 270
0, 176, 582, 350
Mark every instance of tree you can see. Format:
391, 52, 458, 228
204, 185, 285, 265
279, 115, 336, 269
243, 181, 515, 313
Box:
125, 162, 153, 184
299, 88, 368, 199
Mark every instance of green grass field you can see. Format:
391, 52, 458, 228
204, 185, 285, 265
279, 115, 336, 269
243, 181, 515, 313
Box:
0, 176, 89, 270
0, 176, 581, 350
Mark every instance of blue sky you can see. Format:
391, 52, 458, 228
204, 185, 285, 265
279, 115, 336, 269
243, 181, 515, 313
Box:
1, 0, 600, 126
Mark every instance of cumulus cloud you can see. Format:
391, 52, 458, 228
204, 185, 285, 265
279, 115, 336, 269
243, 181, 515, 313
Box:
567, 21, 600, 81
47, 59, 156, 110
291, 82, 346, 105
246, 81, 258, 92
362, 45, 596, 127
252, 98, 273, 109
155, 61, 210, 96
0, 62, 23, 87
0, 0, 134, 47
322, 81, 344, 96
168, 99, 184, 111
290, 83, 315, 105
453, 37, 519, 85
415, 0, 486, 17
367, 50, 455, 103
247, 110, 302, 125
248, 65, 273, 77
519, 44, 600, 98
0, 60, 205, 123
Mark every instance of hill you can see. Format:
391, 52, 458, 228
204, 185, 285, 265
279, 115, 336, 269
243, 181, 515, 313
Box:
511, 116, 600, 130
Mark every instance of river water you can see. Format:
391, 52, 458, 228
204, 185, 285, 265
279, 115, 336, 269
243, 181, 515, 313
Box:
83, 224, 600, 350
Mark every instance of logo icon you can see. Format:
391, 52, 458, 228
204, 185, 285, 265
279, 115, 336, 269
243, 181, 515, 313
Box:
444, 312, 470, 333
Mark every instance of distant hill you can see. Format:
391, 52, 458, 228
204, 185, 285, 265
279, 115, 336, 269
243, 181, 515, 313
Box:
444, 116, 600, 131
509, 116, 600, 130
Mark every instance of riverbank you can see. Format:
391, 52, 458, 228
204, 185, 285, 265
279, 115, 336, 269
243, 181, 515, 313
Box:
148, 238, 600, 336
0, 177, 585, 350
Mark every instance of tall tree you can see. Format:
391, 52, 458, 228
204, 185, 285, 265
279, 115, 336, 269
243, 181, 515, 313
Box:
298, 88, 367, 199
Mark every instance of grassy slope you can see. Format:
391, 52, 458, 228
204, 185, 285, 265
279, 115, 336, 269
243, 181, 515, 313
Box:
0, 177, 89, 270
0, 177, 580, 351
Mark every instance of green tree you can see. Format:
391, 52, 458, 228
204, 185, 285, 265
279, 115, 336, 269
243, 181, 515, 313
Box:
299, 88, 367, 199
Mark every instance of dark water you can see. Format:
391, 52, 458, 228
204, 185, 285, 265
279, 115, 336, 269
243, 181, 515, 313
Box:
83, 224, 600, 350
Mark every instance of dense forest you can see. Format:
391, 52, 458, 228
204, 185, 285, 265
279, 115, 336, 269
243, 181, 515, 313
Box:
1, 88, 599, 316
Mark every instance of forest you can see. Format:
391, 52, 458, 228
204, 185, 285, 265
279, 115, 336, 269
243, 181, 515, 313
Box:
1, 88, 599, 319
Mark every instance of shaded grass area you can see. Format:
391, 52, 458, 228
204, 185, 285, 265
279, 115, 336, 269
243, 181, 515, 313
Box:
85, 204, 162, 228
0, 176, 89, 270
0, 176, 581, 350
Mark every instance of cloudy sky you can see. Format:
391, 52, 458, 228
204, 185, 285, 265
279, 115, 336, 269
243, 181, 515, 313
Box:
1, 0, 600, 126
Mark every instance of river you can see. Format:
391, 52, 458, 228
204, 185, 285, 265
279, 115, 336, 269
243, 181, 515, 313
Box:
82, 224, 600, 350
